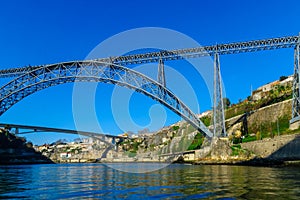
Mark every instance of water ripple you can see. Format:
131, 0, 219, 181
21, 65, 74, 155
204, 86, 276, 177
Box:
0, 164, 300, 199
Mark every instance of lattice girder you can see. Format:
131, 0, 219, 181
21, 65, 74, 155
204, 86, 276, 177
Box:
0, 61, 212, 137
0, 35, 298, 78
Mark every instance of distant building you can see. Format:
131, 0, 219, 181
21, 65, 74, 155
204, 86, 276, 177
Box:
252, 75, 293, 101
60, 152, 71, 159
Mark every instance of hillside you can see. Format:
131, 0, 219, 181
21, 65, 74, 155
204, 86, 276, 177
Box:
34, 75, 300, 164
109, 74, 298, 163
0, 129, 53, 164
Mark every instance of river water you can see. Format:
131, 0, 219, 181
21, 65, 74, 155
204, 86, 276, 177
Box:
0, 163, 299, 199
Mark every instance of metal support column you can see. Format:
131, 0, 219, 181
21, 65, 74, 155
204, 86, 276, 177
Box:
290, 34, 300, 124
158, 58, 166, 87
213, 53, 227, 137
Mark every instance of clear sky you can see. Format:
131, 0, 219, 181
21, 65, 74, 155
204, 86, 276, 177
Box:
0, 0, 299, 144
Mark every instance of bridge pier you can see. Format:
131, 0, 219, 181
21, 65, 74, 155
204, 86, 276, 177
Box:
157, 58, 166, 87
111, 137, 118, 151
213, 53, 227, 137
290, 34, 300, 130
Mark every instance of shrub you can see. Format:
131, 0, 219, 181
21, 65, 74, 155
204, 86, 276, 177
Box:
172, 126, 179, 131
200, 115, 211, 126
187, 133, 204, 150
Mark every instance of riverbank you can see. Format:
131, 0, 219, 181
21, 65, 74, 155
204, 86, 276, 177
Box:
193, 158, 300, 167
34, 133, 300, 167
88, 134, 300, 167
2, 125, 300, 166
192, 133, 300, 166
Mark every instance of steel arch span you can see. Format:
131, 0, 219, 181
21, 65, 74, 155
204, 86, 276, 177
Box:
0, 60, 212, 137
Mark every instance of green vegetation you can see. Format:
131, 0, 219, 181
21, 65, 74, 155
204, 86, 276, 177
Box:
200, 115, 211, 126
226, 84, 292, 120
248, 115, 290, 139
126, 151, 137, 157
242, 135, 256, 143
172, 126, 179, 131
225, 77, 294, 144
231, 144, 242, 156
70, 147, 82, 154
187, 133, 204, 150
226, 101, 253, 119
231, 144, 251, 157
231, 114, 292, 144
223, 97, 231, 109
279, 76, 288, 81
149, 144, 155, 151
116, 76, 295, 154
120, 139, 142, 153
131, 141, 140, 152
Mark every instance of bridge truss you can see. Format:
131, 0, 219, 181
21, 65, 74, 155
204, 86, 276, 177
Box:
0, 34, 299, 137
0, 61, 212, 137
0, 35, 298, 78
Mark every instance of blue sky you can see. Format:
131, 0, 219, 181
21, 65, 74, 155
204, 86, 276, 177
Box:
0, 0, 299, 144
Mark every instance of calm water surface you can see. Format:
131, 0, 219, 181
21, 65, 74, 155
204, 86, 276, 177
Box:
0, 163, 300, 199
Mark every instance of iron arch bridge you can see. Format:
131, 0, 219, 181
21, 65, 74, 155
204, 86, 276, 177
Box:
0, 60, 212, 137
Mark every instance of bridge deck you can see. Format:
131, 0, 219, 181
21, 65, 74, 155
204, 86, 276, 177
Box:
0, 123, 124, 139
0, 35, 298, 78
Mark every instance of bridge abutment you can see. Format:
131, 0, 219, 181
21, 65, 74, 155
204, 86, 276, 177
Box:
290, 118, 300, 130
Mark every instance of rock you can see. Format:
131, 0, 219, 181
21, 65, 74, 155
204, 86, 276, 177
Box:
209, 137, 232, 160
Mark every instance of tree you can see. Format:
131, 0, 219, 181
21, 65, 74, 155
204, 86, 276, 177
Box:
279, 76, 288, 81
247, 96, 252, 101
223, 97, 231, 109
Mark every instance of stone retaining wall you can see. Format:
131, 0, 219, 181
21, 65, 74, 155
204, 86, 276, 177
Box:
241, 134, 300, 160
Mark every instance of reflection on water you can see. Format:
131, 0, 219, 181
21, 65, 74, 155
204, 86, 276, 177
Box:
0, 163, 300, 199
104, 162, 170, 173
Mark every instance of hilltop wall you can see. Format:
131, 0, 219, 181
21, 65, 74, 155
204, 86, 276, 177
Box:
241, 134, 300, 160
248, 99, 292, 132
227, 99, 292, 136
